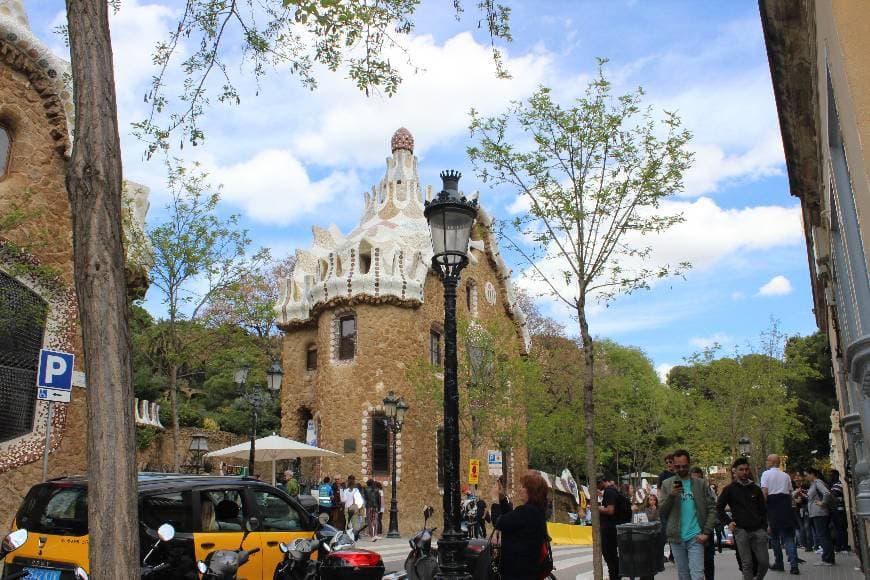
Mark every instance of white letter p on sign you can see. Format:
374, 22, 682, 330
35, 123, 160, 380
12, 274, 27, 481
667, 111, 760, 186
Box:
45, 355, 68, 385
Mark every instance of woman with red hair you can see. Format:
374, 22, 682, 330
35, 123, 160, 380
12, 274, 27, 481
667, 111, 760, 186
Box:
491, 471, 550, 579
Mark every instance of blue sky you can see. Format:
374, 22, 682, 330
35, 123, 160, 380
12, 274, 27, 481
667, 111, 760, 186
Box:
26, 0, 817, 377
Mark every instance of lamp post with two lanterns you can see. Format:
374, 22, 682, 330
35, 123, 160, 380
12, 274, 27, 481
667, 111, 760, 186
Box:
234, 360, 284, 476
382, 391, 409, 538
424, 170, 478, 580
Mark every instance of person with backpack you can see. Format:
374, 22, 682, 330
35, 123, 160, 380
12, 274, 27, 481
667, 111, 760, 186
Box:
318, 476, 334, 519
598, 473, 629, 580
491, 471, 552, 580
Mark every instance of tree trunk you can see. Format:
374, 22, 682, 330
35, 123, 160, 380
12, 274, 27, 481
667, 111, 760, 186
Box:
65, 1, 138, 577
169, 362, 180, 471
578, 300, 602, 580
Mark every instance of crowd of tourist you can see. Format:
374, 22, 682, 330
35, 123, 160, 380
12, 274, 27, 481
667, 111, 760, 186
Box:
598, 450, 851, 580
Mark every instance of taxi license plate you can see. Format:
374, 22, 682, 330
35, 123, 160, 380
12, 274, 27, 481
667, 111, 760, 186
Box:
23, 568, 62, 580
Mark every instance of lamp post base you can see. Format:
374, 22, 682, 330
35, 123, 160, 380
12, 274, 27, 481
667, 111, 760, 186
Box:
434, 530, 471, 580
387, 499, 400, 538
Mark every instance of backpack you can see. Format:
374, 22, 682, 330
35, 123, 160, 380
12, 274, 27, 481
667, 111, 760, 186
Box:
615, 492, 632, 524
537, 536, 554, 580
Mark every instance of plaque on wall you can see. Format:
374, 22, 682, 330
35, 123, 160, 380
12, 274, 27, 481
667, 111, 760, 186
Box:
484, 281, 497, 305
344, 438, 356, 453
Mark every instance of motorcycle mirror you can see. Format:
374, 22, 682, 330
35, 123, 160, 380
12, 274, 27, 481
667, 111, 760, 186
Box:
197, 561, 208, 574
157, 523, 176, 542
279, 542, 289, 554
318, 513, 330, 525
2, 528, 27, 551
74, 567, 89, 580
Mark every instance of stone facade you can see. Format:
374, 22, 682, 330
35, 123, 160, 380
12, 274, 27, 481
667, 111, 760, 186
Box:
0, 0, 150, 535
760, 1, 870, 575
278, 130, 529, 533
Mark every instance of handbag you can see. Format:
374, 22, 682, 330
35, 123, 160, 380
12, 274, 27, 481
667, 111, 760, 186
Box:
537, 535, 554, 580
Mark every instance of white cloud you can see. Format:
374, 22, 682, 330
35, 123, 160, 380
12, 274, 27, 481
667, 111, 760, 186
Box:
689, 332, 732, 349
288, 32, 553, 168
757, 275, 792, 296
208, 150, 361, 225
656, 363, 674, 383
516, 197, 802, 305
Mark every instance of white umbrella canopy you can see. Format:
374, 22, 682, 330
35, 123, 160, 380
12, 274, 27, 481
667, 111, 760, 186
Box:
206, 434, 341, 485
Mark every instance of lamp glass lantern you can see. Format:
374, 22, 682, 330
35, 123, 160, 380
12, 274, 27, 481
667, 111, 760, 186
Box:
234, 364, 250, 386
738, 436, 752, 456
383, 391, 398, 419
396, 398, 409, 426
266, 360, 284, 393
424, 171, 478, 270
189, 433, 210, 452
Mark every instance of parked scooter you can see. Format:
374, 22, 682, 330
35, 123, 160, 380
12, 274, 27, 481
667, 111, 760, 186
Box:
383, 507, 490, 580
273, 514, 385, 580
1, 528, 29, 580
70, 522, 177, 580
197, 520, 261, 580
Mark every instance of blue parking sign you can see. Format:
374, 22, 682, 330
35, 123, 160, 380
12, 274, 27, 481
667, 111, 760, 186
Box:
37, 349, 75, 391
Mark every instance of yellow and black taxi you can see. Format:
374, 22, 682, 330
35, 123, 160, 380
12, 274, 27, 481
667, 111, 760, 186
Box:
2, 473, 320, 580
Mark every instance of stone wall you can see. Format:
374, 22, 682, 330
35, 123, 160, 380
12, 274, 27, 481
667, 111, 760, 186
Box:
0, 31, 87, 537
281, 227, 529, 533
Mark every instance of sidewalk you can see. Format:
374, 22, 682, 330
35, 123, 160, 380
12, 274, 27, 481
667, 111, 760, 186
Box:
657, 548, 864, 580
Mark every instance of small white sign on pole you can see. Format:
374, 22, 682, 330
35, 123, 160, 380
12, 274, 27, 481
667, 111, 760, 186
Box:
487, 449, 502, 476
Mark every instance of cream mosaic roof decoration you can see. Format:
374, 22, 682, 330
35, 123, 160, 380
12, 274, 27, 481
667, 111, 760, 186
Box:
275, 128, 530, 351
0, 0, 75, 152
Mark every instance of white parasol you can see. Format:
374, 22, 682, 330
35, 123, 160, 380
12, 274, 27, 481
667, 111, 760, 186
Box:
206, 434, 341, 485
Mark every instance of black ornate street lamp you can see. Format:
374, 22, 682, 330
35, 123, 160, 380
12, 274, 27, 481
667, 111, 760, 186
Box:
235, 361, 284, 476
425, 170, 478, 580
383, 391, 409, 538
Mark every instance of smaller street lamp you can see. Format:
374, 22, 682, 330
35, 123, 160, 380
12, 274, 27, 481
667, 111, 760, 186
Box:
383, 391, 409, 538
237, 360, 284, 477
738, 436, 752, 457
187, 432, 210, 473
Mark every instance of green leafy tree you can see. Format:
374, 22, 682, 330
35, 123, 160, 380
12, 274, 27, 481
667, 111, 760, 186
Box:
408, 317, 535, 470
468, 62, 693, 579
148, 160, 269, 469
782, 332, 836, 468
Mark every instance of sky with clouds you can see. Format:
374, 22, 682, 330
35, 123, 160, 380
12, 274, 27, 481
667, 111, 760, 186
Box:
26, 0, 817, 379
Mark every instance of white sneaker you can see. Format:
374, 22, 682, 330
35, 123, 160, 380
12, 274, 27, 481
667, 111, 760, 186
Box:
815, 548, 824, 554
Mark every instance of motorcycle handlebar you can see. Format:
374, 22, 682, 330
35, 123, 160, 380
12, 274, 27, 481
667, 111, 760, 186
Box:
239, 547, 261, 563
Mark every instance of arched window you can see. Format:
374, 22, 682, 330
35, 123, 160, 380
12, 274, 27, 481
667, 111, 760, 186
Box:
0, 125, 11, 178
0, 271, 48, 442
371, 413, 390, 476
305, 344, 317, 371
334, 312, 356, 361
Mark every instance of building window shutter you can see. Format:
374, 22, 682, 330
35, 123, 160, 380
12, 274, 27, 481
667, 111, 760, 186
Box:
429, 329, 441, 367
306, 345, 317, 371
338, 315, 356, 360
371, 414, 390, 475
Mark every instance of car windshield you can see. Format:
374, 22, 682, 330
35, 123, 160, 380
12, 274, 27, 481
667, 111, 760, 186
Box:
16, 483, 88, 536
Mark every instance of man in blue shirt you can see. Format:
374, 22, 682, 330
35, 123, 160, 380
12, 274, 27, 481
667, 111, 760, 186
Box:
659, 450, 718, 580
318, 476, 334, 519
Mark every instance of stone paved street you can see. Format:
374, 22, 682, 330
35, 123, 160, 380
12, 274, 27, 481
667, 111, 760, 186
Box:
355, 536, 865, 580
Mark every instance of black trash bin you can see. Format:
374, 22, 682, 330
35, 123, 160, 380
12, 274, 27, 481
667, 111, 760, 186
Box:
617, 522, 663, 578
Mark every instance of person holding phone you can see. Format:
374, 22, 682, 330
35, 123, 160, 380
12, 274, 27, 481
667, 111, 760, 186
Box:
659, 450, 718, 580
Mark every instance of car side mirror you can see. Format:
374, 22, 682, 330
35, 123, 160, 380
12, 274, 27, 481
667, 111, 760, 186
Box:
2, 528, 27, 552
157, 523, 176, 542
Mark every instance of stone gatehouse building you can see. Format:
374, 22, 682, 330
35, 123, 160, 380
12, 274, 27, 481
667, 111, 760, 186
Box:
275, 128, 530, 531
